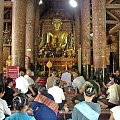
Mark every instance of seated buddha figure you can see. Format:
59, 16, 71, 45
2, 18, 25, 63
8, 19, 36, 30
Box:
39, 18, 69, 57
47, 18, 68, 52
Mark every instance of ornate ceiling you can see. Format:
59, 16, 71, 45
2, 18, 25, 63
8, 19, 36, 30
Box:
3, 0, 120, 34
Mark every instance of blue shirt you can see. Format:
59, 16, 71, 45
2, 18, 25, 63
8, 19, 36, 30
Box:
31, 93, 58, 120
5, 112, 35, 120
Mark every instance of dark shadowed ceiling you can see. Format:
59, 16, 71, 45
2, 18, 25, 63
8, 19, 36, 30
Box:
3, 0, 120, 34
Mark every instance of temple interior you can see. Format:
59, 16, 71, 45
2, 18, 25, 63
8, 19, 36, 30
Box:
0, 0, 120, 119
1, 0, 120, 81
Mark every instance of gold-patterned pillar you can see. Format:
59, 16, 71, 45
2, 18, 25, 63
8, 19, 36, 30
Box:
92, 0, 106, 82
118, 30, 120, 69
110, 35, 118, 73
81, 0, 91, 80
106, 35, 111, 73
26, 0, 36, 63
75, 0, 81, 74
0, 0, 4, 84
12, 0, 26, 68
35, 0, 40, 65
75, 0, 81, 48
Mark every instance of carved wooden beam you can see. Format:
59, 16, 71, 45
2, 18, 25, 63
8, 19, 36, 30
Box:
4, 1, 12, 8
107, 0, 114, 4
4, 9, 10, 15
4, 19, 12, 23
106, 11, 119, 21
106, 20, 119, 24
106, 4, 120, 9
109, 23, 120, 34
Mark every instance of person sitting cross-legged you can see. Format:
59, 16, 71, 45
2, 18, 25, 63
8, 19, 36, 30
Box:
31, 84, 59, 120
15, 71, 36, 100
48, 80, 65, 110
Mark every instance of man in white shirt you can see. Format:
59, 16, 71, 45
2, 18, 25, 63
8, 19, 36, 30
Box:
48, 80, 65, 110
16, 71, 35, 96
16, 71, 29, 94
24, 69, 35, 85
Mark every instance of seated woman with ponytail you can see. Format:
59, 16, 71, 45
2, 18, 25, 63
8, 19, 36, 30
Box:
5, 94, 35, 120
72, 85, 101, 120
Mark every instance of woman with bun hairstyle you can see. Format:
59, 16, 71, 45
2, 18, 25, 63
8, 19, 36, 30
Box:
72, 85, 101, 120
5, 94, 35, 120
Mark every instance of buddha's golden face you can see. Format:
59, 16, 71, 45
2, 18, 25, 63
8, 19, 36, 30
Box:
52, 19, 62, 30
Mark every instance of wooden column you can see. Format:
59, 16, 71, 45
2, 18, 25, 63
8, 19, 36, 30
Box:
26, 0, 36, 63
92, 0, 106, 82
12, 0, 26, 68
35, 0, 40, 65
118, 30, 120, 69
75, 0, 81, 74
81, 0, 91, 80
0, 0, 4, 84
75, 0, 81, 47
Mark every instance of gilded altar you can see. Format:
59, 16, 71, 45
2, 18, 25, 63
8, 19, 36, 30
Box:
37, 17, 77, 71
37, 57, 77, 71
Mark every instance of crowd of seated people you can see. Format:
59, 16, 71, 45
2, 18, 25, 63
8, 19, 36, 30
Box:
99, 73, 120, 109
0, 69, 120, 120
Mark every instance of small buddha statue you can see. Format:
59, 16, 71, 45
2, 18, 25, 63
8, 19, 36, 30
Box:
6, 55, 11, 67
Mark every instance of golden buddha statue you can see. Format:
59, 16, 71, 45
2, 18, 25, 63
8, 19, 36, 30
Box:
39, 18, 69, 57
47, 18, 68, 51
